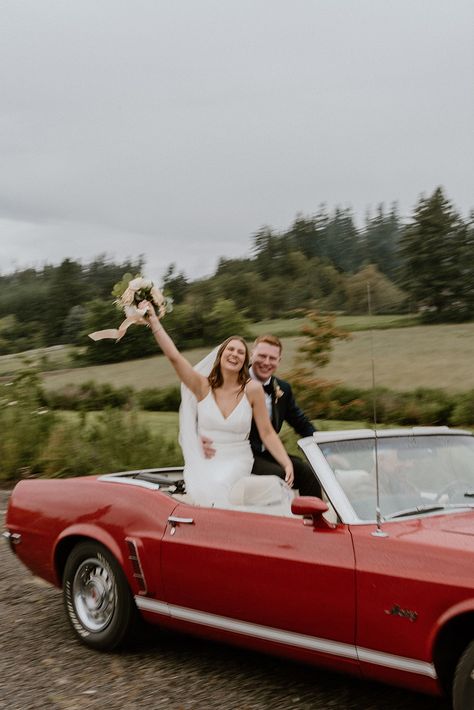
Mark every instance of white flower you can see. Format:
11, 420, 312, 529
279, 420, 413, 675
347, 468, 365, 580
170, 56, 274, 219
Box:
129, 277, 152, 291
150, 286, 164, 305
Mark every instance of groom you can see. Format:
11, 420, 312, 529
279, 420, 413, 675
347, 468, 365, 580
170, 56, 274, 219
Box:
203, 334, 322, 498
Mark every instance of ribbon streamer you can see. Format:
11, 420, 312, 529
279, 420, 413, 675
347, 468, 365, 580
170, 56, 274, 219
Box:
89, 315, 147, 342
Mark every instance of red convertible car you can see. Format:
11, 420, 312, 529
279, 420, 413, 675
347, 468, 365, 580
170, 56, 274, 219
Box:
4, 427, 474, 710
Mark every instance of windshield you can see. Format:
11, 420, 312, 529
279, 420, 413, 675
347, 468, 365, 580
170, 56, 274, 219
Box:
319, 434, 474, 520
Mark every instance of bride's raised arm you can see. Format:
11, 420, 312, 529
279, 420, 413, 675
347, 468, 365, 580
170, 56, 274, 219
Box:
139, 300, 208, 401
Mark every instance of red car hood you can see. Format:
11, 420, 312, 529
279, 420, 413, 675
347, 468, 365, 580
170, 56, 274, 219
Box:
385, 510, 474, 551
440, 514, 474, 537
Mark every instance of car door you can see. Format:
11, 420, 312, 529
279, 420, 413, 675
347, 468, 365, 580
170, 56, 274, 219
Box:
159, 503, 358, 673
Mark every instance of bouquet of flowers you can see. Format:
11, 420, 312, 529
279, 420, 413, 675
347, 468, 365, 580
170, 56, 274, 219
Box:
89, 273, 173, 342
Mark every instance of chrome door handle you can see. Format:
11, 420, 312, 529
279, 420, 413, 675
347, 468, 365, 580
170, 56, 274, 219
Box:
168, 516, 194, 535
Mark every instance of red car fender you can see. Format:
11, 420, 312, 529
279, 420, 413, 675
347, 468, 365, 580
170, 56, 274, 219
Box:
53, 523, 128, 588
429, 598, 474, 641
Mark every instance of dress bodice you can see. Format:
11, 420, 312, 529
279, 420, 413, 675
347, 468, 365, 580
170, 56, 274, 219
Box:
197, 389, 252, 446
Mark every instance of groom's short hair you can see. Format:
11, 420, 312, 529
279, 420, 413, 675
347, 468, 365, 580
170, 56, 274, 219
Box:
253, 334, 282, 353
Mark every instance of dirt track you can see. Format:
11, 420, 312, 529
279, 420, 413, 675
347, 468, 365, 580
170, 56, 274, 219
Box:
1, 489, 450, 710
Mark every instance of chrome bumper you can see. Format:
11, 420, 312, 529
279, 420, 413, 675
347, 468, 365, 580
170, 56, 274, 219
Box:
2, 530, 21, 550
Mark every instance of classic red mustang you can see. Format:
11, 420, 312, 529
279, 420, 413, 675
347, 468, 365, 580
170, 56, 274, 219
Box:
5, 427, 474, 710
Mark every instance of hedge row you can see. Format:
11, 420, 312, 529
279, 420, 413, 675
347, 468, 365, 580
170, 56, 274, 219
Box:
294, 383, 474, 427
43, 382, 181, 412
43, 380, 474, 426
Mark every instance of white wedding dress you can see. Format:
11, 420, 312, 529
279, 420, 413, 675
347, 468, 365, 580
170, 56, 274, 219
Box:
184, 388, 254, 506
178, 347, 294, 511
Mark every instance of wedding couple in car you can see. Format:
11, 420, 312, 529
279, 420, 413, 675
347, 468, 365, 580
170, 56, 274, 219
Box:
141, 299, 321, 509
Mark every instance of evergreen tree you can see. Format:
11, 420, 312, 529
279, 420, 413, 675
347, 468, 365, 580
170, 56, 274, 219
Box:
80, 299, 159, 364
44, 259, 84, 344
286, 215, 319, 259
456, 211, 474, 318
362, 203, 401, 279
163, 263, 189, 305
399, 187, 468, 322
326, 207, 362, 273
84, 255, 145, 300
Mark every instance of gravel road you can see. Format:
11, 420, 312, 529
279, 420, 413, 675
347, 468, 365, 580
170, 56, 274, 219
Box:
1, 489, 451, 710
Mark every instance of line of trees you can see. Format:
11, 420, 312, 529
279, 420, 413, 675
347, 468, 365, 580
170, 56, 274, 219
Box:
0, 186, 472, 361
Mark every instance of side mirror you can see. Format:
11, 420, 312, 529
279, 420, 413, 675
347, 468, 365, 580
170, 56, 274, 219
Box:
291, 496, 335, 530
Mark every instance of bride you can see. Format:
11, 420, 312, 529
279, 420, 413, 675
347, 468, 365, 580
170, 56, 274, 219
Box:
140, 300, 294, 507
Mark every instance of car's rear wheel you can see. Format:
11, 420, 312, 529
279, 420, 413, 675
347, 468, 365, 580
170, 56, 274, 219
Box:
453, 640, 474, 710
63, 541, 136, 651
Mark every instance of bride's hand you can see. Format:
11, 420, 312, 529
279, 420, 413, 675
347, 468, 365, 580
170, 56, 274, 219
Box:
138, 299, 158, 322
284, 462, 294, 487
138, 299, 152, 315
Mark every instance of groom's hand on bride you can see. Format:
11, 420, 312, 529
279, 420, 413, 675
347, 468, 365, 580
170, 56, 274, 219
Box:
201, 435, 216, 459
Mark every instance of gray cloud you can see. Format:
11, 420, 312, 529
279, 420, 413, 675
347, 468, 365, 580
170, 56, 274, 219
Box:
1, 0, 473, 281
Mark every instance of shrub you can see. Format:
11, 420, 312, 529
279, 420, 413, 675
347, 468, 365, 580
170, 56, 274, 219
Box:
40, 409, 183, 478
0, 367, 57, 480
137, 386, 181, 412
382, 389, 454, 426
287, 377, 456, 428
327, 385, 375, 422
45, 381, 134, 410
450, 392, 474, 426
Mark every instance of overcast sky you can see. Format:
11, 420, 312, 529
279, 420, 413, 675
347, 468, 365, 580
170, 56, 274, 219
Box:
1, 0, 473, 282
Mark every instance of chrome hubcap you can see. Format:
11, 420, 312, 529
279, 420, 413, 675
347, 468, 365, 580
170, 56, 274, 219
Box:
73, 556, 116, 632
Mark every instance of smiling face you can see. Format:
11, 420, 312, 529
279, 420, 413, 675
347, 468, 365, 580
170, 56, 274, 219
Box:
251, 341, 281, 382
220, 338, 248, 373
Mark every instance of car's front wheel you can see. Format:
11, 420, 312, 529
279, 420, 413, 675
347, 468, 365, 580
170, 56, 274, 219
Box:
453, 640, 474, 710
63, 541, 136, 651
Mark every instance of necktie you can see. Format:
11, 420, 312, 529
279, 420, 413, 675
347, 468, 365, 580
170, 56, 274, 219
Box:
263, 381, 273, 395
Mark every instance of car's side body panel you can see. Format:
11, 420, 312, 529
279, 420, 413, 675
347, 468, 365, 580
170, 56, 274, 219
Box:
351, 516, 474, 693
6, 477, 177, 598
158, 501, 357, 674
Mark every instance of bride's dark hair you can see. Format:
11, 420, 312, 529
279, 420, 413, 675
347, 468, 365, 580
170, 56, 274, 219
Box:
208, 336, 250, 391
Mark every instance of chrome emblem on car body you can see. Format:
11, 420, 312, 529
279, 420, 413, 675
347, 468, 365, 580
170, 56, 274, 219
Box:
384, 604, 418, 622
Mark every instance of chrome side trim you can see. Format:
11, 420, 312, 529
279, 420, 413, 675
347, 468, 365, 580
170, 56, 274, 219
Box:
125, 538, 148, 595
136, 597, 170, 616
134, 597, 436, 679
357, 647, 436, 677
98, 475, 161, 490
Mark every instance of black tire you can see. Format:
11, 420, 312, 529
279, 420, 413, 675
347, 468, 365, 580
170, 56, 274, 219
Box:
63, 541, 136, 651
453, 640, 474, 710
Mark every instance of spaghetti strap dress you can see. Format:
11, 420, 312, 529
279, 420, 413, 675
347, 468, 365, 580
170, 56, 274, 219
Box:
183, 388, 253, 507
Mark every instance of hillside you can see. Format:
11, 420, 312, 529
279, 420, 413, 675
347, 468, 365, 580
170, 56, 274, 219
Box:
34, 321, 474, 394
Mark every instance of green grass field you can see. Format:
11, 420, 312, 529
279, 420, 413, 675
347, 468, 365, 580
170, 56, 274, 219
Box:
248, 314, 417, 337
2, 316, 473, 394
34, 321, 474, 394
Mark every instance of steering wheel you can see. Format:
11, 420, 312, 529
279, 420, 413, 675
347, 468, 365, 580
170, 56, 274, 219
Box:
435, 480, 474, 503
